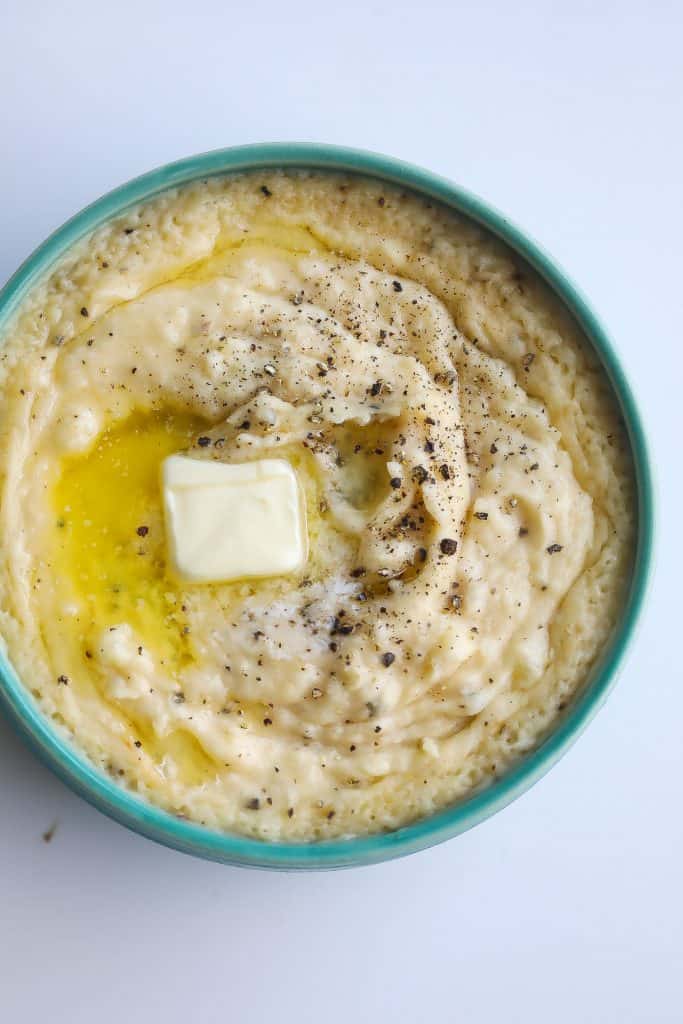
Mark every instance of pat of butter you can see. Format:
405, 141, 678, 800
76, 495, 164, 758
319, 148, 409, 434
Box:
162, 455, 307, 583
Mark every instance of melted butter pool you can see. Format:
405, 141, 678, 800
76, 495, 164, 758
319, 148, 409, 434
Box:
50, 406, 343, 663
53, 408, 207, 667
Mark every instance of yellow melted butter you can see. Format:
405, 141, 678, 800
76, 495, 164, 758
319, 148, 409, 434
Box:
181, 221, 327, 284
53, 408, 206, 668
52, 406, 339, 653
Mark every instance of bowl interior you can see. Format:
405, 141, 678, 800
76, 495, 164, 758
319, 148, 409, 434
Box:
0, 144, 654, 868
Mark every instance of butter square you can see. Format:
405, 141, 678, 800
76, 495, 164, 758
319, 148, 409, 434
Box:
162, 455, 307, 583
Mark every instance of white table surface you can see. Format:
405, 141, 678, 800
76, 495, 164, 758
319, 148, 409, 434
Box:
1, 2, 681, 1021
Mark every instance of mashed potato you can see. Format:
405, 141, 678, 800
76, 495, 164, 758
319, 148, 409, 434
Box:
0, 171, 635, 839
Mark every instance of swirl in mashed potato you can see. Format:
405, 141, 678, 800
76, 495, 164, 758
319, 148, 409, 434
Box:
0, 172, 635, 839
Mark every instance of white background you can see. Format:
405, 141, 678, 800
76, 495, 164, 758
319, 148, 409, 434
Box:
1, 2, 681, 1021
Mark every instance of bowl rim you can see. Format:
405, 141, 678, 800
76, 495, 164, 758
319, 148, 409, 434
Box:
0, 142, 655, 869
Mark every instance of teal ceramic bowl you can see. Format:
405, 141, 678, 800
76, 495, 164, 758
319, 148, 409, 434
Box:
0, 144, 653, 869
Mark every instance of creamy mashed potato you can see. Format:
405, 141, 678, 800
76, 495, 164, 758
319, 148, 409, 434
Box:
0, 172, 635, 839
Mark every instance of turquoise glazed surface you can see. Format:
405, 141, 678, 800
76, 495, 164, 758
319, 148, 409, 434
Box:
0, 144, 654, 869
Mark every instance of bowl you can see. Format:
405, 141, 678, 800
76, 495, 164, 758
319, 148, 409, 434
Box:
0, 144, 654, 869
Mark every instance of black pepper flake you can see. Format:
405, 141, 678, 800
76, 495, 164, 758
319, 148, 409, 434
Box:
381, 652, 395, 667
412, 465, 429, 484
529, 462, 539, 471
392, 280, 403, 292
390, 476, 402, 489
260, 185, 272, 197
474, 511, 489, 520
350, 567, 366, 578
173, 692, 185, 704
490, 443, 498, 455
239, 420, 251, 430
369, 380, 383, 397
416, 547, 428, 562
197, 436, 211, 447
80, 307, 89, 317
331, 617, 353, 636
246, 798, 261, 810
57, 674, 69, 685
263, 718, 273, 726
439, 538, 458, 555
439, 464, 451, 480
287, 807, 294, 818
522, 352, 535, 371
136, 525, 149, 537
134, 740, 142, 748
424, 440, 435, 453
547, 543, 563, 554
519, 527, 529, 537
378, 196, 385, 206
